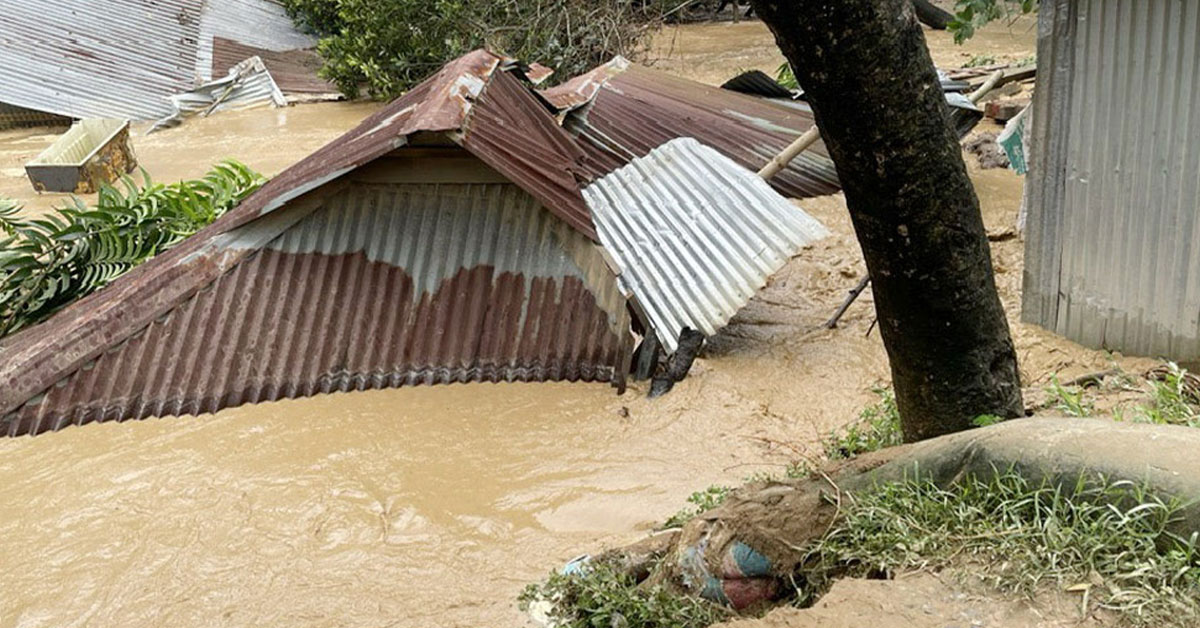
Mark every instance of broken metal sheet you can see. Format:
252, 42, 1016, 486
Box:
720, 70, 796, 99
584, 137, 830, 353
150, 56, 287, 133
212, 37, 340, 100
194, 0, 319, 83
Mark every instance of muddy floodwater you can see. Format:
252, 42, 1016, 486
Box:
0, 101, 382, 218
0, 16, 1123, 628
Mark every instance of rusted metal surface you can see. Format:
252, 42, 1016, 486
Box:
212, 37, 339, 99
0, 52, 628, 436
543, 59, 842, 200
0, 0, 321, 121
461, 69, 597, 239
3, 182, 630, 437
24, 119, 137, 194
585, 138, 829, 353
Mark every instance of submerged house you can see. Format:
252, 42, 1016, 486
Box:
0, 51, 832, 436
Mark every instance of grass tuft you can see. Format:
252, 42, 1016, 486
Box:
662, 485, 731, 529
519, 560, 732, 628
823, 387, 902, 460
804, 470, 1200, 625
1045, 374, 1094, 417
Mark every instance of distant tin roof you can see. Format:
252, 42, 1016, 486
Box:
543, 58, 843, 199
0, 0, 322, 120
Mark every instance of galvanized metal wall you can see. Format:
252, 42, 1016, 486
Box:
1023, 0, 1200, 360
5, 182, 630, 436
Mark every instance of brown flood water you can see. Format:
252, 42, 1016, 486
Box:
0, 101, 382, 218
0, 17, 1131, 628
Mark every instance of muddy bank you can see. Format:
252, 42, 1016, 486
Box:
715, 573, 1111, 628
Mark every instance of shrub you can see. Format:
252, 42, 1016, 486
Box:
281, 0, 671, 100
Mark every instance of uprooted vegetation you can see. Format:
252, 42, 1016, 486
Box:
281, 0, 675, 99
0, 161, 264, 337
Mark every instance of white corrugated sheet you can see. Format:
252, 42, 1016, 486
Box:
1023, 0, 1200, 360
150, 57, 286, 132
584, 137, 830, 353
0, 0, 315, 121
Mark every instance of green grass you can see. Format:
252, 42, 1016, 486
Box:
1045, 374, 1094, 417
519, 560, 733, 628
963, 53, 998, 67
662, 485, 731, 529
803, 470, 1200, 625
823, 387, 902, 460
1132, 362, 1200, 427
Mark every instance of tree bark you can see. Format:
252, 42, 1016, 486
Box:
750, 0, 1023, 441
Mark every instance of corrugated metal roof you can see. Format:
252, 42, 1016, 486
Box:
4, 182, 630, 436
0, 0, 320, 121
0, 0, 203, 120
151, 56, 287, 132
1022, 0, 1200, 360
195, 0, 318, 82
584, 138, 830, 353
543, 59, 843, 200
0, 48, 839, 435
212, 37, 338, 98
0, 50, 607, 429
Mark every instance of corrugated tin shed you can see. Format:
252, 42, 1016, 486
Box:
585, 138, 830, 353
542, 58, 843, 200
1022, 0, 1200, 360
0, 0, 324, 121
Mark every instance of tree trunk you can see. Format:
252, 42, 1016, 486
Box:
911, 0, 954, 30
750, 0, 1023, 441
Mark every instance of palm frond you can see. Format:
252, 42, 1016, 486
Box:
0, 160, 266, 337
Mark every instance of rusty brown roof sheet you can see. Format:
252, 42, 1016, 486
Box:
212, 37, 338, 97
3, 182, 630, 436
543, 58, 843, 199
0, 49, 603, 426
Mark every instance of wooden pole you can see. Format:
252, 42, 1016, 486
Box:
756, 125, 821, 179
